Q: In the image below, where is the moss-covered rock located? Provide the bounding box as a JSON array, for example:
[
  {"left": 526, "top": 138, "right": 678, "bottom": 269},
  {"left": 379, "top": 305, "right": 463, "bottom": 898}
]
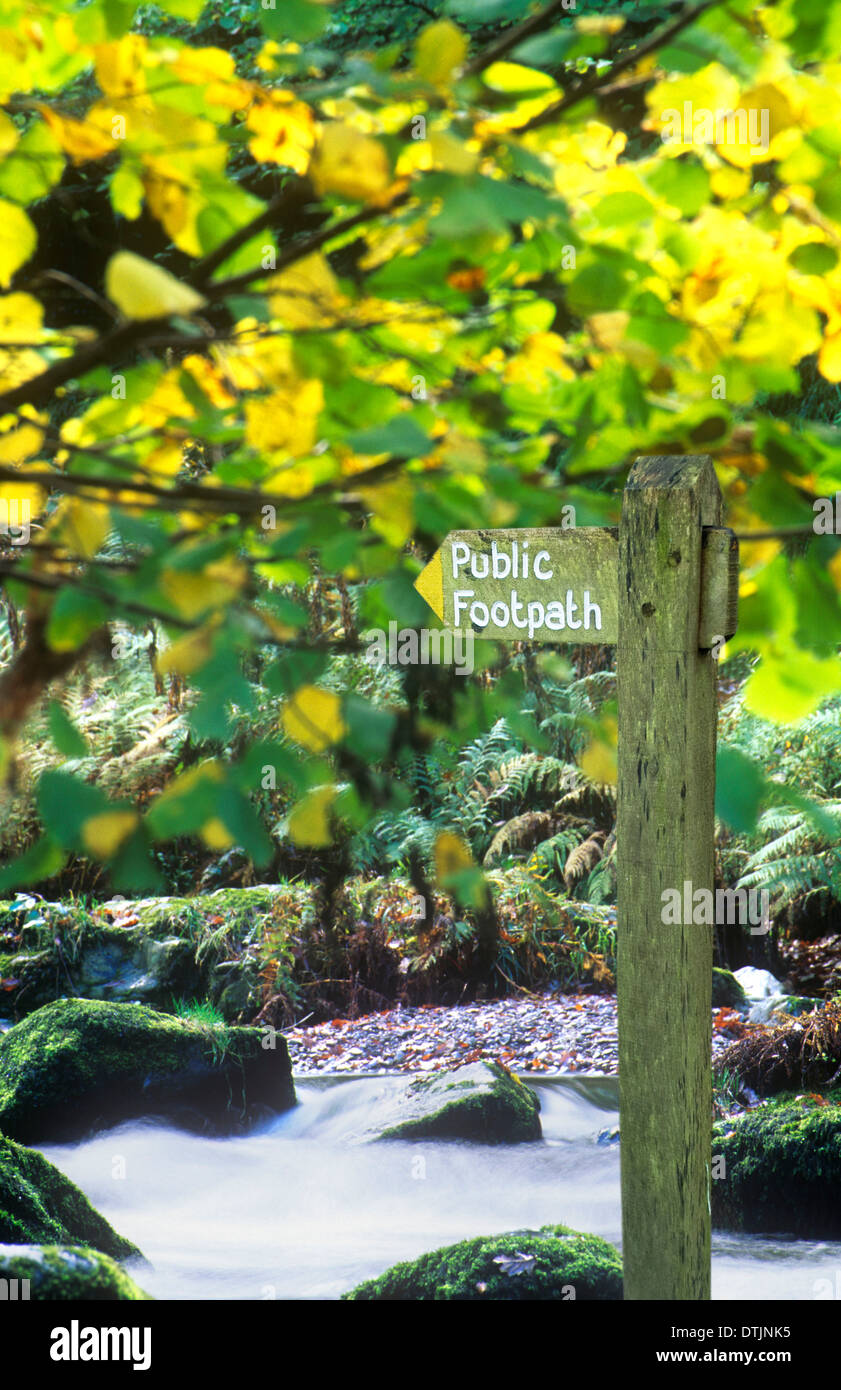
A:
[
  {"left": 363, "top": 1062, "right": 541, "bottom": 1143},
  {"left": 0, "top": 1135, "right": 139, "bottom": 1258},
  {"left": 343, "top": 1224, "right": 623, "bottom": 1300},
  {"left": 0, "top": 890, "right": 288, "bottom": 1021},
  {"left": 712, "top": 1095, "right": 841, "bottom": 1238},
  {"left": 712, "top": 968, "right": 747, "bottom": 1009},
  {"left": 0, "top": 1245, "right": 150, "bottom": 1299},
  {"left": 0, "top": 998, "right": 295, "bottom": 1143},
  {"left": 0, "top": 919, "right": 201, "bottom": 1020}
]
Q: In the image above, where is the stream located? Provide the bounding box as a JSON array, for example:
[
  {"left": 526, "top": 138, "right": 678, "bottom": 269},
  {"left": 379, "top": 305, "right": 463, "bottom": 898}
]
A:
[{"left": 30, "top": 1074, "right": 841, "bottom": 1301}]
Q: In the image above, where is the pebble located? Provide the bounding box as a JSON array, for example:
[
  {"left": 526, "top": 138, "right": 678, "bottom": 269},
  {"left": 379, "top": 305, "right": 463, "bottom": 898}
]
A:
[{"left": 283, "top": 993, "right": 737, "bottom": 1076}]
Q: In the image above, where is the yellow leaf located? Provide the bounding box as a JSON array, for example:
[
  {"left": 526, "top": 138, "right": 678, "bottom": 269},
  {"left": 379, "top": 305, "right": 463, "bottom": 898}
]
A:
[
  {"left": 142, "top": 171, "right": 201, "bottom": 258},
  {"left": 428, "top": 129, "right": 478, "bottom": 175},
  {"left": 0, "top": 480, "right": 44, "bottom": 515},
  {"left": 0, "top": 292, "right": 43, "bottom": 343},
  {"left": 281, "top": 686, "right": 346, "bottom": 752},
  {"left": 435, "top": 830, "right": 474, "bottom": 883},
  {"left": 717, "top": 83, "right": 796, "bottom": 169},
  {"left": 247, "top": 93, "right": 315, "bottom": 174},
  {"left": 94, "top": 35, "right": 147, "bottom": 99},
  {"left": 82, "top": 810, "right": 138, "bottom": 858},
  {"left": 358, "top": 478, "right": 414, "bottom": 547},
  {"left": 579, "top": 716, "right": 618, "bottom": 787},
  {"left": 0, "top": 416, "right": 43, "bottom": 464},
  {"left": 504, "top": 331, "right": 576, "bottom": 385},
  {"left": 172, "top": 46, "right": 235, "bottom": 87},
  {"left": 105, "top": 251, "right": 206, "bottom": 320},
  {"left": 148, "top": 760, "right": 225, "bottom": 818},
  {"left": 482, "top": 62, "right": 556, "bottom": 95},
  {"left": 160, "top": 559, "right": 246, "bottom": 620},
  {"left": 0, "top": 111, "right": 18, "bottom": 157},
  {"left": 709, "top": 164, "right": 750, "bottom": 200},
  {"left": 288, "top": 785, "right": 337, "bottom": 847},
  {"left": 39, "top": 107, "right": 116, "bottom": 163},
  {"left": 268, "top": 253, "right": 345, "bottom": 329},
  {"left": 156, "top": 624, "right": 215, "bottom": 676},
  {"left": 310, "top": 123, "right": 391, "bottom": 202},
  {"left": 414, "top": 19, "right": 468, "bottom": 88},
  {"left": 644, "top": 66, "right": 740, "bottom": 150},
  {"left": 57, "top": 497, "right": 110, "bottom": 558},
  {"left": 244, "top": 379, "right": 323, "bottom": 456},
  {"left": 144, "top": 437, "right": 186, "bottom": 477},
  {"left": 0, "top": 202, "right": 36, "bottom": 290},
  {"left": 201, "top": 817, "right": 235, "bottom": 851}
]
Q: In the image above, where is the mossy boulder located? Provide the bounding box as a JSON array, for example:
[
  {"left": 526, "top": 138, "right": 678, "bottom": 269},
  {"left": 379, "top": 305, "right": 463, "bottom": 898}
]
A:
[
  {"left": 364, "top": 1062, "right": 541, "bottom": 1143},
  {"left": 0, "top": 1245, "right": 150, "bottom": 1299},
  {"left": 712, "top": 1095, "right": 841, "bottom": 1238},
  {"left": 712, "top": 968, "right": 747, "bottom": 1009},
  {"left": 343, "top": 1224, "right": 623, "bottom": 1300},
  {"left": 0, "top": 998, "right": 295, "bottom": 1144},
  {"left": 0, "top": 1135, "right": 139, "bottom": 1258}
]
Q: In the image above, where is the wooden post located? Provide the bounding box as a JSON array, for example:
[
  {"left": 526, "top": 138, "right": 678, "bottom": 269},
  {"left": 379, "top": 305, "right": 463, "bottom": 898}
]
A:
[
  {"left": 413, "top": 466, "right": 738, "bottom": 1299},
  {"left": 616, "top": 455, "right": 725, "bottom": 1300}
]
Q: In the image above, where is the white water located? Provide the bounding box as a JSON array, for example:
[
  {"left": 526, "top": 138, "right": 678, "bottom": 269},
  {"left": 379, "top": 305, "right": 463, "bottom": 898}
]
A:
[{"left": 33, "top": 1074, "right": 841, "bottom": 1301}]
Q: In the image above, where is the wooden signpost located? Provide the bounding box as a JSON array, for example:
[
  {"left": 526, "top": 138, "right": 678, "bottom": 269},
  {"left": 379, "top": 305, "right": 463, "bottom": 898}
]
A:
[{"left": 414, "top": 455, "right": 739, "bottom": 1301}]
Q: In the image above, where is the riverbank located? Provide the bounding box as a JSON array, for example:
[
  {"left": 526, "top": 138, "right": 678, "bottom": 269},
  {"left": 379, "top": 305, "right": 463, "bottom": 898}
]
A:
[{"left": 283, "top": 993, "right": 738, "bottom": 1075}]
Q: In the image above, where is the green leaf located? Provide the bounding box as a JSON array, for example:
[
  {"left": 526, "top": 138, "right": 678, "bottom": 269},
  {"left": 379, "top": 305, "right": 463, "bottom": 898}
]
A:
[
  {"left": 38, "top": 771, "right": 107, "bottom": 849},
  {"left": 744, "top": 650, "right": 841, "bottom": 723},
  {"left": 110, "top": 828, "right": 164, "bottom": 893},
  {"left": 0, "top": 122, "right": 63, "bottom": 204},
  {"left": 788, "top": 242, "right": 839, "bottom": 275},
  {"left": 716, "top": 746, "right": 766, "bottom": 832},
  {"left": 259, "top": 0, "right": 330, "bottom": 42},
  {"left": 196, "top": 183, "right": 270, "bottom": 279},
  {"left": 47, "top": 701, "right": 89, "bottom": 759},
  {"left": 592, "top": 192, "right": 656, "bottom": 228},
  {"left": 344, "top": 695, "right": 396, "bottom": 761},
  {"left": 646, "top": 158, "right": 710, "bottom": 217},
  {"left": 0, "top": 837, "right": 66, "bottom": 893},
  {"left": 446, "top": 0, "right": 531, "bottom": 18},
  {"left": 110, "top": 162, "right": 145, "bottom": 220},
  {"left": 155, "top": 0, "right": 203, "bottom": 17},
  {"left": 264, "top": 649, "right": 328, "bottom": 695},
  {"left": 347, "top": 416, "right": 431, "bottom": 458},
  {"left": 45, "top": 591, "right": 107, "bottom": 652}
]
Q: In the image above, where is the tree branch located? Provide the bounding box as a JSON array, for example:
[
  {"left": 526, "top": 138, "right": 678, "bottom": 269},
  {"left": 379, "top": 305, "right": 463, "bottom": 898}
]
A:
[
  {"left": 463, "top": 0, "right": 579, "bottom": 78},
  {"left": 519, "top": 0, "right": 722, "bottom": 133},
  {"left": 0, "top": 190, "right": 410, "bottom": 417}
]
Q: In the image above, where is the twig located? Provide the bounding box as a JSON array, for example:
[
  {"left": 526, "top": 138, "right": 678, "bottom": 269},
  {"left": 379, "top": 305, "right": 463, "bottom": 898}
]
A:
[
  {"left": 520, "top": 0, "right": 722, "bottom": 133},
  {"left": 463, "top": 0, "right": 578, "bottom": 78}
]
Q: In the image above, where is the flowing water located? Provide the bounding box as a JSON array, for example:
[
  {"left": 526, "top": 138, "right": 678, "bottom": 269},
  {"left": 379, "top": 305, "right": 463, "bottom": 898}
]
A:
[{"left": 28, "top": 1074, "right": 841, "bottom": 1301}]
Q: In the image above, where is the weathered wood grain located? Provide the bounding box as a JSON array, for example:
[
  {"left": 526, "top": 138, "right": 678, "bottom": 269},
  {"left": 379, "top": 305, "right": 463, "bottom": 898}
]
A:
[{"left": 616, "top": 455, "right": 720, "bottom": 1300}]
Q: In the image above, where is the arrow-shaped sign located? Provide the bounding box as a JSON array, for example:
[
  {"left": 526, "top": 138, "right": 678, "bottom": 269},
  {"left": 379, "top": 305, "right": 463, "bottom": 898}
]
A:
[{"left": 415, "top": 524, "right": 737, "bottom": 649}]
